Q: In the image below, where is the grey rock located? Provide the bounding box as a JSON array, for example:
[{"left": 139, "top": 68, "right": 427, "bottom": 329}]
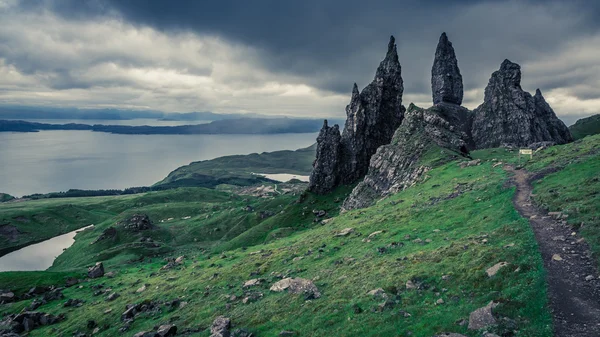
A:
[
  {"left": 307, "top": 121, "right": 342, "bottom": 194},
  {"left": 468, "top": 301, "right": 498, "bottom": 330},
  {"left": 157, "top": 324, "right": 177, "bottom": 337},
  {"left": 433, "top": 334, "right": 467, "bottom": 337},
  {"left": 432, "top": 32, "right": 463, "bottom": 105},
  {"left": 119, "top": 213, "right": 153, "bottom": 231},
  {"left": 309, "top": 36, "right": 405, "bottom": 194},
  {"left": 270, "top": 277, "right": 321, "bottom": 299},
  {"left": 343, "top": 103, "right": 469, "bottom": 210},
  {"left": 87, "top": 262, "right": 104, "bottom": 279},
  {"left": 472, "top": 60, "right": 572, "bottom": 149},
  {"left": 210, "top": 316, "right": 231, "bottom": 337}
]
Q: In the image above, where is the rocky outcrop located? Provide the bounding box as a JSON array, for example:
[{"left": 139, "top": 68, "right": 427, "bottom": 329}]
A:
[
  {"left": 343, "top": 103, "right": 469, "bottom": 210},
  {"left": 87, "top": 262, "right": 104, "bottom": 279},
  {"left": 472, "top": 59, "right": 572, "bottom": 149},
  {"left": 119, "top": 214, "right": 153, "bottom": 231},
  {"left": 308, "top": 36, "right": 405, "bottom": 194},
  {"left": 308, "top": 121, "right": 342, "bottom": 194},
  {"left": 432, "top": 32, "right": 463, "bottom": 105}
]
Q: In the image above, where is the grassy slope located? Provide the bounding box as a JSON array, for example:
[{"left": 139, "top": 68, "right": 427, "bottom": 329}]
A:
[
  {"left": 568, "top": 114, "right": 600, "bottom": 140},
  {"left": 525, "top": 134, "right": 600, "bottom": 265},
  {"left": 156, "top": 144, "right": 316, "bottom": 187},
  {"left": 0, "top": 146, "right": 557, "bottom": 337}
]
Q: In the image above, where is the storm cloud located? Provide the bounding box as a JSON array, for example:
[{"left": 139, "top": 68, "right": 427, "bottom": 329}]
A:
[{"left": 1, "top": 0, "right": 600, "bottom": 122}]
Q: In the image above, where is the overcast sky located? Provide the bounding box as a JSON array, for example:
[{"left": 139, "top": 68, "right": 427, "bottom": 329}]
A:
[{"left": 1, "top": 0, "right": 599, "bottom": 124}]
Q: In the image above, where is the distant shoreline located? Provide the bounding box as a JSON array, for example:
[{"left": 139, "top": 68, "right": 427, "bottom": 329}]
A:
[{"left": 0, "top": 117, "right": 338, "bottom": 135}]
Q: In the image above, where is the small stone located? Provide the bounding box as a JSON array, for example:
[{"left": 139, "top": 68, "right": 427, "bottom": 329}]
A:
[
  {"left": 406, "top": 280, "right": 417, "bottom": 290},
  {"left": 105, "top": 292, "right": 120, "bottom": 301},
  {"left": 486, "top": 262, "right": 509, "bottom": 277},
  {"left": 335, "top": 228, "right": 354, "bottom": 237},
  {"left": 552, "top": 254, "right": 563, "bottom": 261},
  {"left": 175, "top": 256, "right": 185, "bottom": 264},
  {"left": 136, "top": 285, "right": 146, "bottom": 293},
  {"left": 585, "top": 275, "right": 595, "bottom": 281},
  {"left": 436, "top": 298, "right": 445, "bottom": 305},
  {"left": 243, "top": 279, "right": 263, "bottom": 288},
  {"left": 367, "top": 288, "right": 387, "bottom": 298}
]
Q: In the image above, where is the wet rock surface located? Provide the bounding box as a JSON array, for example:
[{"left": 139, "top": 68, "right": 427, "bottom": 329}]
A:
[{"left": 472, "top": 60, "right": 572, "bottom": 149}]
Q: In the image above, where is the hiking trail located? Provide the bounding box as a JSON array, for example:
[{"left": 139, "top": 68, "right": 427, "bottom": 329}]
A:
[{"left": 506, "top": 165, "right": 600, "bottom": 337}]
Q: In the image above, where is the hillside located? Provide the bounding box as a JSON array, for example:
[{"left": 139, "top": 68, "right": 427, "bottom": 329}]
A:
[
  {"left": 156, "top": 144, "right": 316, "bottom": 188},
  {"left": 1, "top": 135, "right": 598, "bottom": 336},
  {"left": 569, "top": 114, "right": 600, "bottom": 140}
]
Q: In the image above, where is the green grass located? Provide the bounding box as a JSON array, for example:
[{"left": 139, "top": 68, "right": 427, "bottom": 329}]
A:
[
  {"left": 0, "top": 148, "right": 558, "bottom": 337},
  {"left": 569, "top": 114, "right": 600, "bottom": 140},
  {"left": 527, "top": 134, "right": 600, "bottom": 265}
]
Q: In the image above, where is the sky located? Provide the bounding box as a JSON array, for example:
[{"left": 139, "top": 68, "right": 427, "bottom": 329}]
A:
[{"left": 1, "top": 0, "right": 600, "bottom": 125}]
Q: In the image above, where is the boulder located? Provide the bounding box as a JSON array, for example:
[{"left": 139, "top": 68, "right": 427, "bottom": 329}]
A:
[
  {"left": 468, "top": 301, "right": 498, "bottom": 330},
  {"left": 88, "top": 262, "right": 105, "bottom": 279},
  {"left": 157, "top": 324, "right": 177, "bottom": 337},
  {"left": 210, "top": 316, "right": 231, "bottom": 337},
  {"left": 270, "top": 278, "right": 321, "bottom": 299},
  {"left": 486, "top": 262, "right": 509, "bottom": 277}
]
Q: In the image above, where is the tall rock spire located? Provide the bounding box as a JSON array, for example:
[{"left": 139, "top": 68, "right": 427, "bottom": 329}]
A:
[
  {"left": 308, "top": 36, "right": 405, "bottom": 194},
  {"left": 431, "top": 32, "right": 463, "bottom": 105}
]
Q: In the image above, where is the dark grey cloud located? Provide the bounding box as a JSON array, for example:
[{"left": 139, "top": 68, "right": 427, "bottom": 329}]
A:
[{"left": 1, "top": 0, "right": 600, "bottom": 120}]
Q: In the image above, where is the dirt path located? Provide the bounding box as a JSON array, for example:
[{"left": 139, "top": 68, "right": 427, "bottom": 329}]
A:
[{"left": 506, "top": 166, "right": 600, "bottom": 337}]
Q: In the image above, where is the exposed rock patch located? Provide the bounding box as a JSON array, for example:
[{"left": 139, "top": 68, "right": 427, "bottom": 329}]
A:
[{"left": 119, "top": 214, "right": 153, "bottom": 231}]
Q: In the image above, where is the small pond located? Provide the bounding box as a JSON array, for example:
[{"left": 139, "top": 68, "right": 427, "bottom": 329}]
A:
[{"left": 0, "top": 225, "right": 93, "bottom": 272}]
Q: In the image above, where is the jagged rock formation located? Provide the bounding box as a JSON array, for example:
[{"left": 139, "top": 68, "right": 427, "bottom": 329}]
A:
[
  {"left": 432, "top": 32, "right": 463, "bottom": 105},
  {"left": 343, "top": 103, "right": 469, "bottom": 210},
  {"left": 308, "top": 121, "right": 342, "bottom": 194},
  {"left": 472, "top": 60, "right": 572, "bottom": 149},
  {"left": 308, "top": 36, "right": 405, "bottom": 194}
]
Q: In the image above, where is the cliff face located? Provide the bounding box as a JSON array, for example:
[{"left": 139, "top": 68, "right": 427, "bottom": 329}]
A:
[
  {"left": 342, "top": 103, "right": 469, "bottom": 210},
  {"left": 472, "top": 60, "right": 572, "bottom": 149},
  {"left": 308, "top": 36, "right": 405, "bottom": 194}
]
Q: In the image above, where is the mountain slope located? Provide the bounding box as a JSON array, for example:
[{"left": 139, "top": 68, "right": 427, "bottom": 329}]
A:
[
  {"left": 1, "top": 136, "right": 598, "bottom": 337},
  {"left": 569, "top": 114, "right": 600, "bottom": 140}
]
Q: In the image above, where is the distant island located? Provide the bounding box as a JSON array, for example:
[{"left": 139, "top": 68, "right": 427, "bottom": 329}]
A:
[{"left": 0, "top": 117, "right": 343, "bottom": 135}]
